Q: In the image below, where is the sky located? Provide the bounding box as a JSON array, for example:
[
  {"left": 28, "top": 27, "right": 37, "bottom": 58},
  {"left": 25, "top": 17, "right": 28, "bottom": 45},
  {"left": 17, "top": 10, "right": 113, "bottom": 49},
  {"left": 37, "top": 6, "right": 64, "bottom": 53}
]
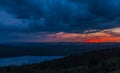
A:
[{"left": 0, "top": 0, "right": 120, "bottom": 42}]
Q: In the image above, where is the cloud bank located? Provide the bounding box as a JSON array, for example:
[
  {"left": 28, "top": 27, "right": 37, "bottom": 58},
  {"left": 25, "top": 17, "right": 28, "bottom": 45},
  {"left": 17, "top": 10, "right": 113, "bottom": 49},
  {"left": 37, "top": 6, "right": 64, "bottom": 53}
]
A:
[{"left": 0, "top": 0, "right": 120, "bottom": 42}]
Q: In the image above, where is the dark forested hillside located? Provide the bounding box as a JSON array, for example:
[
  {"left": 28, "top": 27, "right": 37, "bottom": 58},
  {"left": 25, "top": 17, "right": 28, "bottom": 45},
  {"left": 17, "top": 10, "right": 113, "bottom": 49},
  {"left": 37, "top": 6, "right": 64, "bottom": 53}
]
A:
[{"left": 0, "top": 47, "right": 120, "bottom": 73}]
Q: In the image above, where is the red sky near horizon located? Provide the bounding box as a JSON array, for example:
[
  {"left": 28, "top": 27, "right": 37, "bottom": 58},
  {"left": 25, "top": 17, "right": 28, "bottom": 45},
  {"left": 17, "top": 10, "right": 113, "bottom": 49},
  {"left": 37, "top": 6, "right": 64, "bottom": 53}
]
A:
[
  {"left": 85, "top": 37, "right": 120, "bottom": 43},
  {"left": 40, "top": 27, "right": 120, "bottom": 43}
]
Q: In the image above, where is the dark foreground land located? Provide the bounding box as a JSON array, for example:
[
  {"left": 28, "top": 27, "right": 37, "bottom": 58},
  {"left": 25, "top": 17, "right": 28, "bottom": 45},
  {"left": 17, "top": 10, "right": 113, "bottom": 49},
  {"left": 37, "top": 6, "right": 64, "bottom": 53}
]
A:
[{"left": 0, "top": 47, "right": 120, "bottom": 73}]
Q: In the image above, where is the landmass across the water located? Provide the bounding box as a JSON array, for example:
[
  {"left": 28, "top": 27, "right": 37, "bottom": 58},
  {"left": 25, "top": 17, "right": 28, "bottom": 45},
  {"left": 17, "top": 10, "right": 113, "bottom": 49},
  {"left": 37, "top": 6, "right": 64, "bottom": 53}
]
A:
[{"left": 0, "top": 42, "right": 120, "bottom": 58}]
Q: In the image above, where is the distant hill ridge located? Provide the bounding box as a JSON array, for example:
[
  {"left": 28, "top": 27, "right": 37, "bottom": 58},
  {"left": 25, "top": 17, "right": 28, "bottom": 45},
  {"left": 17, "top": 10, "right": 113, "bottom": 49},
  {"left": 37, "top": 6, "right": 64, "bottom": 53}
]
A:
[{"left": 0, "top": 43, "right": 120, "bottom": 58}]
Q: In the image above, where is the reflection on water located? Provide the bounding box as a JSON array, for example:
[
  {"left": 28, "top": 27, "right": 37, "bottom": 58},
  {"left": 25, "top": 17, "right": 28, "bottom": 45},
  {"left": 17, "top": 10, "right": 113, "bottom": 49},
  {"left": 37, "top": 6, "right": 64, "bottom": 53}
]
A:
[{"left": 0, "top": 56, "right": 64, "bottom": 66}]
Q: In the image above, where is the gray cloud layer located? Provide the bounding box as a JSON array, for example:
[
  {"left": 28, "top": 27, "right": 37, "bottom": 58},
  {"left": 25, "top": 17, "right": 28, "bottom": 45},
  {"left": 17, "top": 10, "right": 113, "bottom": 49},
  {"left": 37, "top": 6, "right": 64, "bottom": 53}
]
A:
[{"left": 0, "top": 0, "right": 120, "bottom": 33}]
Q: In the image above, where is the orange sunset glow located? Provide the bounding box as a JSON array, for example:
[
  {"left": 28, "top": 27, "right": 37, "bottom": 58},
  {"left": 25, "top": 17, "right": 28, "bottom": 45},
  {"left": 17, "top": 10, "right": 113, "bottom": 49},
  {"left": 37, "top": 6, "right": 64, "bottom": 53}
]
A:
[
  {"left": 85, "top": 37, "right": 120, "bottom": 43},
  {"left": 41, "top": 28, "right": 120, "bottom": 43}
]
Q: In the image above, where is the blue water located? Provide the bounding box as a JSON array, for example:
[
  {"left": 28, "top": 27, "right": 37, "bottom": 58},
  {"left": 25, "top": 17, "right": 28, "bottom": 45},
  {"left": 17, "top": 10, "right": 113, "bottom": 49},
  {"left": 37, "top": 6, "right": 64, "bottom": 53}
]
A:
[{"left": 0, "top": 56, "right": 64, "bottom": 66}]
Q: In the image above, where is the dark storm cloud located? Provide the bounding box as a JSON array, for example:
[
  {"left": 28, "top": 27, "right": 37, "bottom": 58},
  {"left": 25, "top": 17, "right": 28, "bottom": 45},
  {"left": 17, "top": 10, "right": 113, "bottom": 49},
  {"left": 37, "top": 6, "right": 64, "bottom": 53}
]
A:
[
  {"left": 0, "top": 0, "right": 44, "bottom": 19},
  {"left": 0, "top": 32, "right": 49, "bottom": 42},
  {"left": 0, "top": 0, "right": 120, "bottom": 33}
]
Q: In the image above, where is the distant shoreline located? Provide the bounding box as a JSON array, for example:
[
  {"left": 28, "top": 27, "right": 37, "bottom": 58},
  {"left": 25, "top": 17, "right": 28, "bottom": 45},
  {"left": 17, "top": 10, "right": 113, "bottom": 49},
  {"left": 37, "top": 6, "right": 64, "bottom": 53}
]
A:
[{"left": 0, "top": 56, "right": 64, "bottom": 67}]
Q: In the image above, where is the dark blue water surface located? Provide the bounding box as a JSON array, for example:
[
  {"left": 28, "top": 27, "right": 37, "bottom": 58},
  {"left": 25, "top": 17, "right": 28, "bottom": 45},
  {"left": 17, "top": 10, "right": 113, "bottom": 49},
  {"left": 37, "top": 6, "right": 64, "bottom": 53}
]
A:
[{"left": 0, "top": 56, "right": 64, "bottom": 66}]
